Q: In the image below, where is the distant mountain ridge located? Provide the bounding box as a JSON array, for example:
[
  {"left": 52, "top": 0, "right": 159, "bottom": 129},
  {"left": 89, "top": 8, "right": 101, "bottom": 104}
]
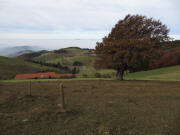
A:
[{"left": 0, "top": 46, "right": 43, "bottom": 57}]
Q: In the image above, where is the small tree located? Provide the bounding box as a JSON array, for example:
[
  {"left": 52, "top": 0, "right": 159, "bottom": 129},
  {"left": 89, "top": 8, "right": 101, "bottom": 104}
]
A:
[
  {"left": 72, "top": 67, "right": 79, "bottom": 74},
  {"left": 95, "top": 14, "right": 170, "bottom": 80},
  {"left": 73, "top": 61, "right": 84, "bottom": 66}
]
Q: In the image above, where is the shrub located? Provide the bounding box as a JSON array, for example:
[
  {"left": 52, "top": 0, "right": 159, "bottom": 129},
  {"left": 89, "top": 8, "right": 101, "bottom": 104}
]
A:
[
  {"left": 72, "top": 67, "right": 79, "bottom": 74},
  {"left": 102, "top": 74, "right": 111, "bottom": 78},
  {"left": 58, "top": 74, "right": 75, "bottom": 79},
  {"left": 94, "top": 73, "right": 101, "bottom": 78},
  {"left": 73, "top": 61, "right": 84, "bottom": 66},
  {"left": 82, "top": 74, "right": 88, "bottom": 78}
]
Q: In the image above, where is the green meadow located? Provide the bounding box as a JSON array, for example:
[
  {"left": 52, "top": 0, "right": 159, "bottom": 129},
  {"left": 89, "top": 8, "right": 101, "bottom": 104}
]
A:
[{"left": 125, "top": 65, "right": 180, "bottom": 81}]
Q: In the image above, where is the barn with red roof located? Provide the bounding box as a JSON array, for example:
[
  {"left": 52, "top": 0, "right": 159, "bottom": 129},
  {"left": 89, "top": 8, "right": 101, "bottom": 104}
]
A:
[{"left": 15, "top": 72, "right": 73, "bottom": 80}]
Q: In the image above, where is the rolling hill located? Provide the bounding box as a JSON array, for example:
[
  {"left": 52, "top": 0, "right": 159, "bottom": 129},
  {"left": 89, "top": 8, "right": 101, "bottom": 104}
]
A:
[
  {"left": 17, "top": 41, "right": 180, "bottom": 79},
  {"left": 18, "top": 47, "right": 101, "bottom": 77},
  {"left": 125, "top": 65, "right": 180, "bottom": 81},
  {"left": 33, "top": 47, "right": 94, "bottom": 66},
  {"left": 0, "top": 56, "right": 67, "bottom": 80}
]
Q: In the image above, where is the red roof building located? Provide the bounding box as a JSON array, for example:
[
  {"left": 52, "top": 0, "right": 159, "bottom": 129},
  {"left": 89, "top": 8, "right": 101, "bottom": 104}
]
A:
[{"left": 15, "top": 72, "right": 73, "bottom": 80}]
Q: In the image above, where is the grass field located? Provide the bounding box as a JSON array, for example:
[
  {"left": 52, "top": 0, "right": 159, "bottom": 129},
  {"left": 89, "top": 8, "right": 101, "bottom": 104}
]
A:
[
  {"left": 125, "top": 65, "right": 180, "bottom": 81},
  {"left": 77, "top": 65, "right": 180, "bottom": 81},
  {"left": 1, "top": 80, "right": 180, "bottom": 135}
]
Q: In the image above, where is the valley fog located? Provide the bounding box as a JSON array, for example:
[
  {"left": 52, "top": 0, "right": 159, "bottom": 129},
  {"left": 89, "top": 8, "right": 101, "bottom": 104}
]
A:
[{"left": 0, "top": 39, "right": 99, "bottom": 50}]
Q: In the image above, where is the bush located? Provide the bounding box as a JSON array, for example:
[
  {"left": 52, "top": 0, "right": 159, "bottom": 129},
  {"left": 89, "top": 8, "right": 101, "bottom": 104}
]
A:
[
  {"left": 111, "top": 72, "right": 116, "bottom": 77},
  {"left": 72, "top": 67, "right": 79, "bottom": 74},
  {"left": 102, "top": 74, "right": 111, "bottom": 78},
  {"left": 82, "top": 74, "right": 88, "bottom": 78},
  {"left": 73, "top": 61, "right": 84, "bottom": 66},
  {"left": 94, "top": 73, "right": 101, "bottom": 78}
]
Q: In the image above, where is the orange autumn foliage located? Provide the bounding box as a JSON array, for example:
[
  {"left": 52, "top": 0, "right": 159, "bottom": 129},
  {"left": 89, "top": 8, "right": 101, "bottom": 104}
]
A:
[{"left": 95, "top": 14, "right": 170, "bottom": 80}]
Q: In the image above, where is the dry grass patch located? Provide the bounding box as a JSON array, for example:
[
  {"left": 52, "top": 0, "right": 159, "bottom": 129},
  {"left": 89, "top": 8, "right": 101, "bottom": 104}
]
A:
[{"left": 0, "top": 80, "right": 180, "bottom": 135}]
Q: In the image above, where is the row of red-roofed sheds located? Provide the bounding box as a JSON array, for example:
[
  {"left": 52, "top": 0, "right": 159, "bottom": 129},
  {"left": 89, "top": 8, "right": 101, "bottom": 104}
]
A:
[{"left": 15, "top": 72, "right": 73, "bottom": 80}]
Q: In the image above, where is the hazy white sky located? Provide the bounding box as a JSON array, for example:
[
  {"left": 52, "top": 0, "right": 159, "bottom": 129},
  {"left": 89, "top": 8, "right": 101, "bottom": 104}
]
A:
[{"left": 0, "top": 0, "right": 180, "bottom": 49}]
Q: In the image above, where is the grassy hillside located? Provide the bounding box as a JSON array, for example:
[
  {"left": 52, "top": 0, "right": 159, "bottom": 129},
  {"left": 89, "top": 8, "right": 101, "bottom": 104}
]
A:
[
  {"left": 0, "top": 56, "right": 65, "bottom": 80},
  {"left": 18, "top": 47, "right": 115, "bottom": 78},
  {"left": 17, "top": 45, "right": 180, "bottom": 79},
  {"left": 1, "top": 80, "right": 180, "bottom": 135},
  {"left": 32, "top": 47, "right": 94, "bottom": 66},
  {"left": 125, "top": 65, "right": 180, "bottom": 81},
  {"left": 3, "top": 53, "right": 180, "bottom": 81}
]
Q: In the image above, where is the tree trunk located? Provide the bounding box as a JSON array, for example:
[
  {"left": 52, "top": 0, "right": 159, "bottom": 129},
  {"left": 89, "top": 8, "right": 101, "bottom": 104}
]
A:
[{"left": 116, "top": 69, "right": 124, "bottom": 80}]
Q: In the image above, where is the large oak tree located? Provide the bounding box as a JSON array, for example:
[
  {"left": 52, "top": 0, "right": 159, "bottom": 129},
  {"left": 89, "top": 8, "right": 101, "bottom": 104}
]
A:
[{"left": 95, "top": 14, "right": 170, "bottom": 80}]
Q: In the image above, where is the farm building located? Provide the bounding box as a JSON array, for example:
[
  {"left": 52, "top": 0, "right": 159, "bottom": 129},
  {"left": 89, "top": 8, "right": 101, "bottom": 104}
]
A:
[{"left": 15, "top": 72, "right": 73, "bottom": 80}]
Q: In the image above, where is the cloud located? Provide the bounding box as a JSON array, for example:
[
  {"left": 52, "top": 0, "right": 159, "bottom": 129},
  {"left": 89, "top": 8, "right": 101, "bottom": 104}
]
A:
[
  {"left": 0, "top": 0, "right": 179, "bottom": 40},
  {"left": 0, "top": 31, "right": 107, "bottom": 39}
]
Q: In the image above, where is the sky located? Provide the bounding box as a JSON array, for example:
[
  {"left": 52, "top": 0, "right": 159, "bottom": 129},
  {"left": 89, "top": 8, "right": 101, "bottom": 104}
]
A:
[{"left": 0, "top": 0, "right": 180, "bottom": 49}]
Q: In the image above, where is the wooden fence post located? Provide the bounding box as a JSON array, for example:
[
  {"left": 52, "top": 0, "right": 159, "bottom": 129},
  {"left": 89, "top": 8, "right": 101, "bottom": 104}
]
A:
[
  {"left": 29, "top": 81, "right": 32, "bottom": 96},
  {"left": 60, "top": 83, "right": 65, "bottom": 111}
]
